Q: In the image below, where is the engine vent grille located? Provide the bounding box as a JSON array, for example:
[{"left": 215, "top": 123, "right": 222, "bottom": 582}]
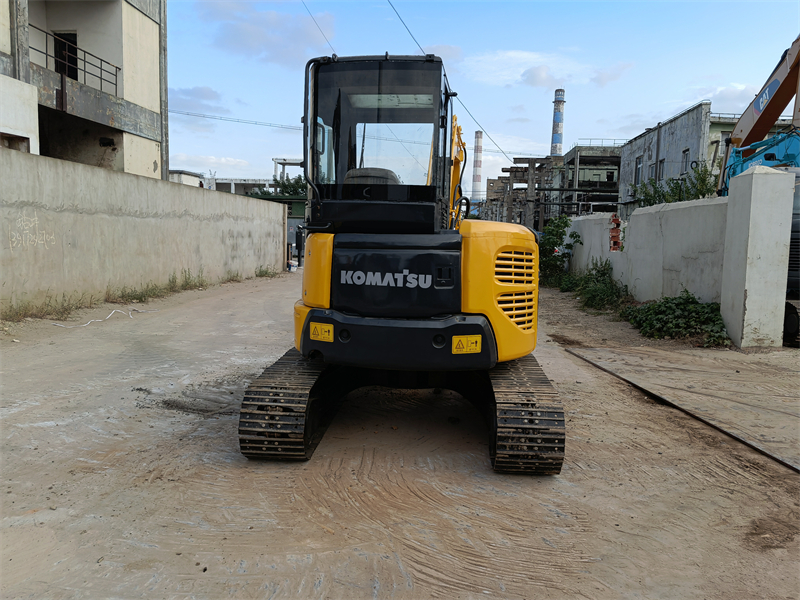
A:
[
  {"left": 495, "top": 250, "right": 535, "bottom": 284},
  {"left": 497, "top": 291, "right": 535, "bottom": 331}
]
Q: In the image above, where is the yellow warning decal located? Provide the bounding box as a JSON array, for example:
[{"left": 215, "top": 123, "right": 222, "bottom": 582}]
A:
[
  {"left": 309, "top": 322, "right": 333, "bottom": 342},
  {"left": 452, "top": 335, "right": 481, "bottom": 354}
]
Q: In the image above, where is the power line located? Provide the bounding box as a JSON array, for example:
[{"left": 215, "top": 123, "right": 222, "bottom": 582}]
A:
[
  {"left": 169, "top": 109, "right": 541, "bottom": 157},
  {"left": 301, "top": 0, "right": 336, "bottom": 55},
  {"left": 169, "top": 109, "right": 302, "bottom": 131},
  {"left": 455, "top": 98, "right": 513, "bottom": 164},
  {"left": 385, "top": 0, "right": 514, "bottom": 165},
  {"left": 386, "top": 0, "right": 425, "bottom": 55}
]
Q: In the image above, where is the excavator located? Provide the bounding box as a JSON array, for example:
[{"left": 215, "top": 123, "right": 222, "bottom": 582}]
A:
[{"left": 237, "top": 54, "right": 565, "bottom": 474}]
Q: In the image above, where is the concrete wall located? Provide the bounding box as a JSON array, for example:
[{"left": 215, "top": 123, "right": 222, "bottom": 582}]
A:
[
  {"left": 720, "top": 167, "right": 795, "bottom": 347},
  {"left": 123, "top": 131, "right": 160, "bottom": 179},
  {"left": 0, "top": 74, "right": 40, "bottom": 153},
  {"left": 569, "top": 197, "right": 727, "bottom": 304},
  {"left": 568, "top": 167, "right": 795, "bottom": 347},
  {"left": 1, "top": 149, "right": 287, "bottom": 306},
  {"left": 121, "top": 2, "right": 159, "bottom": 113},
  {"left": 0, "top": 0, "right": 11, "bottom": 55}
]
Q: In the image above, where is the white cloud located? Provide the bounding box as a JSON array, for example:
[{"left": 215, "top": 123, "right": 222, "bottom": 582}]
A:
[
  {"left": 696, "top": 84, "right": 759, "bottom": 114},
  {"left": 424, "top": 44, "right": 463, "bottom": 65},
  {"left": 464, "top": 50, "right": 589, "bottom": 87},
  {"left": 590, "top": 62, "right": 634, "bottom": 87},
  {"left": 169, "top": 86, "right": 230, "bottom": 114},
  {"left": 196, "top": 3, "right": 335, "bottom": 68},
  {"left": 521, "top": 65, "right": 564, "bottom": 89}
]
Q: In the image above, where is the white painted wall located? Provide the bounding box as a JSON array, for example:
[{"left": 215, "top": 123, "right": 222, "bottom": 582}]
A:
[
  {"left": 1, "top": 149, "right": 287, "bottom": 306},
  {"left": 28, "top": 1, "right": 48, "bottom": 68},
  {"left": 569, "top": 197, "right": 727, "bottom": 303},
  {"left": 0, "top": 75, "right": 41, "bottom": 153},
  {"left": 121, "top": 2, "right": 160, "bottom": 112},
  {"left": 720, "top": 166, "right": 795, "bottom": 347},
  {"left": 568, "top": 168, "right": 795, "bottom": 348},
  {"left": 169, "top": 172, "right": 203, "bottom": 187},
  {"left": 123, "top": 132, "right": 160, "bottom": 179},
  {"left": 0, "top": 0, "right": 11, "bottom": 55}
]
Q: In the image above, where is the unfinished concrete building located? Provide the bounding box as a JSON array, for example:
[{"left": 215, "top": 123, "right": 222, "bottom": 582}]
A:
[
  {"left": 561, "top": 143, "right": 621, "bottom": 215},
  {"left": 479, "top": 143, "right": 620, "bottom": 230},
  {"left": 0, "top": 0, "right": 169, "bottom": 179},
  {"left": 617, "top": 101, "right": 792, "bottom": 218}
]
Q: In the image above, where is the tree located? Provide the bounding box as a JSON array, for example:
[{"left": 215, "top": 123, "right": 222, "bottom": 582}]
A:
[
  {"left": 631, "top": 163, "right": 717, "bottom": 208},
  {"left": 538, "top": 214, "right": 582, "bottom": 285}
]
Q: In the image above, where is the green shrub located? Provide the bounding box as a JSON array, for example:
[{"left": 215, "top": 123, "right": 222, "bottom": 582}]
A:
[
  {"left": 560, "top": 259, "right": 628, "bottom": 310},
  {"left": 538, "top": 215, "right": 582, "bottom": 287},
  {"left": 620, "top": 289, "right": 731, "bottom": 347}
]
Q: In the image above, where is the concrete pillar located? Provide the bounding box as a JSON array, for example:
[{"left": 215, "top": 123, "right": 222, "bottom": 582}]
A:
[
  {"left": 230, "top": 181, "right": 236, "bottom": 195},
  {"left": 720, "top": 166, "right": 795, "bottom": 348}
]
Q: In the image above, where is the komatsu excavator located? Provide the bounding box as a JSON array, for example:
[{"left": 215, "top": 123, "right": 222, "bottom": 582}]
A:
[{"left": 237, "top": 54, "right": 565, "bottom": 474}]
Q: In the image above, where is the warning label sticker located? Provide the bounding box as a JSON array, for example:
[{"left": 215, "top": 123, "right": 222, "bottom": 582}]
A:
[
  {"left": 309, "top": 322, "right": 333, "bottom": 343},
  {"left": 452, "top": 335, "right": 481, "bottom": 354}
]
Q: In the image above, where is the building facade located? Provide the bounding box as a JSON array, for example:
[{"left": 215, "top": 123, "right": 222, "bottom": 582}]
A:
[
  {"left": 618, "top": 101, "right": 791, "bottom": 218},
  {"left": 0, "top": 0, "right": 168, "bottom": 179}
]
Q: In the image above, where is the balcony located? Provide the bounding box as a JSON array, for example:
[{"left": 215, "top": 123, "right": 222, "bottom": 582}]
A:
[{"left": 28, "top": 24, "right": 120, "bottom": 96}]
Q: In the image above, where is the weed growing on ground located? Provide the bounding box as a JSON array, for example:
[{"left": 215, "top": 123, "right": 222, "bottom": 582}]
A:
[
  {"left": 1, "top": 292, "right": 97, "bottom": 322},
  {"left": 559, "top": 259, "right": 630, "bottom": 310},
  {"left": 105, "top": 269, "right": 208, "bottom": 305},
  {"left": 255, "top": 265, "right": 278, "bottom": 278},
  {"left": 180, "top": 268, "right": 208, "bottom": 290},
  {"left": 167, "top": 272, "right": 180, "bottom": 293},
  {"left": 620, "top": 289, "right": 731, "bottom": 347},
  {"left": 221, "top": 270, "right": 243, "bottom": 283},
  {"left": 105, "top": 281, "right": 172, "bottom": 304}
]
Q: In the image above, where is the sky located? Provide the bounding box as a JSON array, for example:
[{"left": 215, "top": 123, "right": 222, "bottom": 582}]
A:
[{"left": 167, "top": 1, "right": 800, "bottom": 198}]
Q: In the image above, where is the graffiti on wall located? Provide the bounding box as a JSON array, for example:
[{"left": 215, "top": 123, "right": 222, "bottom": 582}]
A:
[{"left": 8, "top": 211, "right": 56, "bottom": 252}]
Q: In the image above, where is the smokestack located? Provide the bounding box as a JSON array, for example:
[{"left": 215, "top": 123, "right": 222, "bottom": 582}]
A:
[
  {"left": 471, "top": 131, "right": 483, "bottom": 201},
  {"left": 551, "top": 89, "right": 565, "bottom": 156}
]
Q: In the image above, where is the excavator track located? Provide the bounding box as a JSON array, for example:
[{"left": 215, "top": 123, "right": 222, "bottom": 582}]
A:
[
  {"left": 238, "top": 349, "right": 330, "bottom": 460},
  {"left": 488, "top": 353, "right": 566, "bottom": 475},
  {"left": 238, "top": 349, "right": 565, "bottom": 475}
]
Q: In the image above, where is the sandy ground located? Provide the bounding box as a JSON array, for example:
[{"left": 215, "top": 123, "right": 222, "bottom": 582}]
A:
[{"left": 1, "top": 275, "right": 798, "bottom": 599}]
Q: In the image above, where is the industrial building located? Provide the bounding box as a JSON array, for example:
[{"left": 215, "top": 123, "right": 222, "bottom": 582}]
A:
[
  {"left": 475, "top": 88, "right": 622, "bottom": 229},
  {"left": 478, "top": 143, "right": 621, "bottom": 230},
  {"left": 617, "top": 101, "right": 792, "bottom": 218},
  {"left": 0, "top": 0, "right": 169, "bottom": 179}
]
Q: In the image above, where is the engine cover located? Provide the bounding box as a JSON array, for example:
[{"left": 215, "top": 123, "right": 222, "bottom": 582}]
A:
[{"left": 331, "top": 232, "right": 461, "bottom": 318}]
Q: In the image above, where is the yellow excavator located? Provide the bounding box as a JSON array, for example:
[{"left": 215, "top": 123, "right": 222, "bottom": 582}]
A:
[{"left": 238, "top": 54, "right": 565, "bottom": 474}]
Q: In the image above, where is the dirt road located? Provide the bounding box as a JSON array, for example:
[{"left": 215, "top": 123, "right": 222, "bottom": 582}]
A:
[{"left": 2, "top": 275, "right": 798, "bottom": 599}]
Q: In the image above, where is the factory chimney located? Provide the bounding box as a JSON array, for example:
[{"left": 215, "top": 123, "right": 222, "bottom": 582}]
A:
[
  {"left": 550, "top": 89, "right": 565, "bottom": 156},
  {"left": 471, "top": 131, "right": 483, "bottom": 201}
]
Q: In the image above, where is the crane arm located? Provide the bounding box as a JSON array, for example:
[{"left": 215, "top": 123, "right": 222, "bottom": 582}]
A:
[
  {"left": 733, "top": 34, "right": 800, "bottom": 147},
  {"left": 719, "top": 34, "right": 800, "bottom": 191}
]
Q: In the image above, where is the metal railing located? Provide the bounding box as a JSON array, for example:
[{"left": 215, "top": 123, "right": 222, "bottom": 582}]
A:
[
  {"left": 570, "top": 138, "right": 627, "bottom": 148},
  {"left": 711, "top": 112, "right": 793, "bottom": 122},
  {"left": 28, "top": 24, "right": 120, "bottom": 96}
]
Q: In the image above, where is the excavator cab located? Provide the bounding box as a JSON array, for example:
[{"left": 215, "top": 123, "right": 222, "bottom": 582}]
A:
[{"left": 303, "top": 54, "right": 453, "bottom": 233}]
